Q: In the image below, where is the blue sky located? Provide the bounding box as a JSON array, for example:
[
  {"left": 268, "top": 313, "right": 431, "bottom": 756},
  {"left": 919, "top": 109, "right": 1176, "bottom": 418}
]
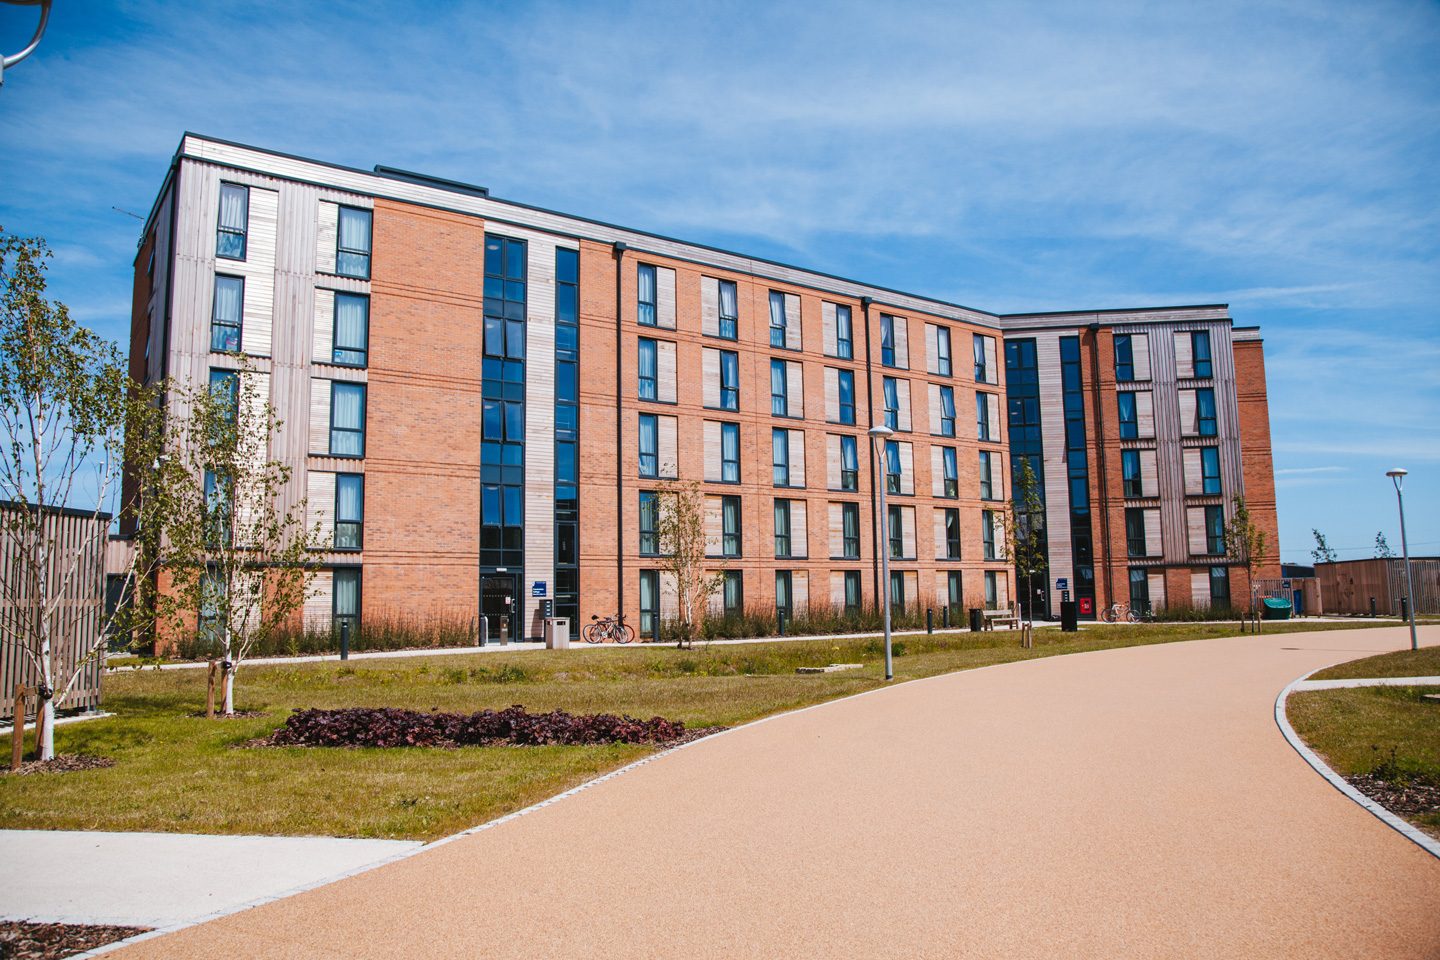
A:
[{"left": 1, "top": 0, "right": 1436, "bottom": 563}]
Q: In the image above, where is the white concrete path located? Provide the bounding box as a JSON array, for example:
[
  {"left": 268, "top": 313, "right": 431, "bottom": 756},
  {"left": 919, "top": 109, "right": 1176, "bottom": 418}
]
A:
[
  {"left": 1294, "top": 675, "right": 1440, "bottom": 690},
  {"left": 0, "top": 830, "right": 419, "bottom": 927}
]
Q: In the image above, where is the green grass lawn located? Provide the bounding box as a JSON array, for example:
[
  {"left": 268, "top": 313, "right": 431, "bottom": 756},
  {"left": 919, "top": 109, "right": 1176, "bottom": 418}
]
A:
[
  {"left": 1, "top": 620, "right": 1379, "bottom": 841},
  {"left": 1308, "top": 645, "right": 1440, "bottom": 681}
]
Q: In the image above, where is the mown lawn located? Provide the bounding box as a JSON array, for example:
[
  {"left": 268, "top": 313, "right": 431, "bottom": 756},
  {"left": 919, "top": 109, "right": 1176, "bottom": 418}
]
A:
[
  {"left": 1, "top": 620, "right": 1376, "bottom": 841},
  {"left": 1308, "top": 644, "right": 1440, "bottom": 680}
]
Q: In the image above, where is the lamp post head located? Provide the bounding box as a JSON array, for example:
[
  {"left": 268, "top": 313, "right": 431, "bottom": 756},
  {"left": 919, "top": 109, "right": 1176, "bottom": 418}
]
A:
[
  {"left": 867, "top": 424, "right": 895, "bottom": 440},
  {"left": 1387, "top": 467, "right": 1408, "bottom": 491}
]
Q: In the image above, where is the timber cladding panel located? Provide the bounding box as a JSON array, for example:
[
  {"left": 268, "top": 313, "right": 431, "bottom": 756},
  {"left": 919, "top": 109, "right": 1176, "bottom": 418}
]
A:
[{"left": 363, "top": 199, "right": 487, "bottom": 620}]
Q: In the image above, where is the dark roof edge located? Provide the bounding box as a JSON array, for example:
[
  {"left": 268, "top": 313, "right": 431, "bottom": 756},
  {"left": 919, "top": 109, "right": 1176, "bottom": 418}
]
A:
[{"left": 999, "top": 303, "right": 1230, "bottom": 319}]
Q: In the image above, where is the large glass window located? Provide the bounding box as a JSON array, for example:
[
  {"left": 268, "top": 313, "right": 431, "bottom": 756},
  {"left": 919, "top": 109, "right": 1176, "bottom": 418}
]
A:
[
  {"left": 336, "top": 206, "right": 372, "bottom": 279},
  {"left": 769, "top": 291, "right": 787, "bottom": 347},
  {"left": 717, "top": 280, "right": 738, "bottom": 339},
  {"left": 843, "top": 570, "right": 861, "bottom": 616},
  {"left": 941, "top": 447, "right": 958, "bottom": 498},
  {"left": 837, "top": 370, "right": 855, "bottom": 425},
  {"left": 775, "top": 570, "right": 793, "bottom": 619},
  {"left": 841, "top": 502, "right": 860, "bottom": 559},
  {"left": 880, "top": 315, "right": 897, "bottom": 367},
  {"left": 639, "top": 413, "right": 659, "bottom": 478},
  {"left": 840, "top": 435, "right": 859, "bottom": 491},
  {"left": 209, "top": 368, "right": 238, "bottom": 420},
  {"left": 335, "top": 473, "right": 363, "bottom": 550},
  {"left": 639, "top": 570, "right": 659, "bottom": 640},
  {"left": 889, "top": 570, "right": 906, "bottom": 612},
  {"left": 719, "top": 350, "right": 739, "bottom": 410},
  {"left": 334, "top": 568, "right": 361, "bottom": 633},
  {"left": 1192, "top": 331, "right": 1213, "bottom": 378},
  {"left": 835, "top": 304, "right": 853, "bottom": 359},
  {"left": 1122, "top": 449, "right": 1143, "bottom": 498},
  {"left": 333, "top": 293, "right": 369, "bottom": 367},
  {"left": 216, "top": 183, "right": 249, "bottom": 260},
  {"left": 771, "top": 359, "right": 789, "bottom": 416},
  {"left": 1125, "top": 508, "right": 1147, "bottom": 557},
  {"left": 330, "top": 382, "right": 366, "bottom": 458},
  {"left": 944, "top": 508, "right": 961, "bottom": 559},
  {"left": 210, "top": 276, "right": 243, "bottom": 353},
  {"left": 1201, "top": 447, "right": 1222, "bottom": 495},
  {"left": 883, "top": 377, "right": 899, "bottom": 430},
  {"left": 887, "top": 503, "right": 903, "bottom": 558},
  {"left": 973, "top": 334, "right": 989, "bottom": 382},
  {"left": 1118, "top": 392, "right": 1139, "bottom": 439},
  {"left": 554, "top": 248, "right": 579, "bottom": 622},
  {"left": 482, "top": 235, "right": 528, "bottom": 570},
  {"left": 774, "top": 500, "right": 793, "bottom": 558},
  {"left": 1128, "top": 568, "right": 1150, "bottom": 615},
  {"left": 772, "top": 428, "right": 790, "bottom": 486},
  {"left": 721, "top": 422, "right": 740, "bottom": 483},
  {"left": 722, "top": 570, "right": 743, "bottom": 616},
  {"left": 721, "top": 495, "right": 741, "bottom": 557},
  {"left": 1196, "top": 388, "right": 1218, "bottom": 436},
  {"left": 938, "top": 385, "right": 956, "bottom": 437},
  {"left": 1205, "top": 505, "right": 1226, "bottom": 554},
  {"left": 947, "top": 571, "right": 963, "bottom": 613},
  {"left": 935, "top": 326, "right": 952, "bottom": 376},
  {"left": 637, "top": 264, "right": 657, "bottom": 326},
  {"left": 638, "top": 338, "right": 658, "bottom": 400},
  {"left": 1209, "top": 566, "right": 1230, "bottom": 606},
  {"left": 639, "top": 491, "right": 659, "bottom": 556},
  {"left": 884, "top": 439, "right": 901, "bottom": 494},
  {"left": 1114, "top": 334, "right": 1135, "bottom": 382}
]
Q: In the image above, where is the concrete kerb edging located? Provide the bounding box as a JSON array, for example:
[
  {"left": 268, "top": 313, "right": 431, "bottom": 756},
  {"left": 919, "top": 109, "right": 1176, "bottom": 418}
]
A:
[
  {"left": 1274, "top": 666, "right": 1440, "bottom": 862},
  {"left": 67, "top": 628, "right": 1376, "bottom": 957}
]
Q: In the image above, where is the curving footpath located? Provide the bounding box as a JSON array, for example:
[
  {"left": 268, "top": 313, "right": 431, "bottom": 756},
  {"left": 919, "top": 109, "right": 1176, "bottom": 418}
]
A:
[{"left": 103, "top": 625, "right": 1440, "bottom": 959}]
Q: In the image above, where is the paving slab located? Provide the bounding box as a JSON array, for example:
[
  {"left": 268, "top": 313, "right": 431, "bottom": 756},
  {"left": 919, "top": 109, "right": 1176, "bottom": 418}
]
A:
[
  {"left": 0, "top": 831, "right": 419, "bottom": 927},
  {"left": 98, "top": 625, "right": 1440, "bottom": 958}
]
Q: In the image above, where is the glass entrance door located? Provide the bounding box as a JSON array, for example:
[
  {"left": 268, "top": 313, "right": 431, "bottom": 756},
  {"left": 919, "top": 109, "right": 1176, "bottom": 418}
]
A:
[{"left": 481, "top": 575, "right": 517, "bottom": 642}]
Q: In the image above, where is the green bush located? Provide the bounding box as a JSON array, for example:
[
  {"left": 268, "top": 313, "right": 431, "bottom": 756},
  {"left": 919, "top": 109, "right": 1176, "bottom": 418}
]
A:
[
  {"left": 171, "top": 610, "right": 478, "bottom": 661},
  {"left": 672, "top": 599, "right": 957, "bottom": 643},
  {"left": 1149, "top": 603, "right": 1242, "bottom": 623}
]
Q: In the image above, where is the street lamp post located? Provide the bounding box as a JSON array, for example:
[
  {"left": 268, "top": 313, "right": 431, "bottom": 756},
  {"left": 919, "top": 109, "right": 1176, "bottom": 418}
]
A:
[
  {"left": 1, "top": 0, "right": 52, "bottom": 89},
  {"left": 1386, "top": 468, "right": 1419, "bottom": 651},
  {"left": 869, "top": 424, "right": 896, "bottom": 680}
]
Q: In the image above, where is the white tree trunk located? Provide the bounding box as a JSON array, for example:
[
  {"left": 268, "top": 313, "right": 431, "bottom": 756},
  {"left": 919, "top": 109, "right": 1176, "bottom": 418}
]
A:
[
  {"left": 39, "top": 698, "right": 55, "bottom": 759},
  {"left": 222, "top": 667, "right": 235, "bottom": 715}
]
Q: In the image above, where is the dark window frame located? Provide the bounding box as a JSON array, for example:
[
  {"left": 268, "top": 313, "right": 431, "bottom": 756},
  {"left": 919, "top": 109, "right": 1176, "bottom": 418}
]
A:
[
  {"left": 334, "top": 472, "right": 364, "bottom": 551},
  {"left": 331, "top": 292, "right": 370, "bottom": 368},
  {"left": 210, "top": 274, "right": 244, "bottom": 353},
  {"left": 329, "top": 381, "right": 367, "bottom": 459},
  {"left": 216, "top": 182, "right": 249, "bottom": 261},
  {"left": 336, "top": 206, "right": 373, "bottom": 280}
]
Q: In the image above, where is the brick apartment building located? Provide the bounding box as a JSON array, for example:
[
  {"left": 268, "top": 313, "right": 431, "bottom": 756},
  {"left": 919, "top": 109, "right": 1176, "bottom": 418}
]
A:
[{"left": 128, "top": 134, "right": 1280, "bottom": 640}]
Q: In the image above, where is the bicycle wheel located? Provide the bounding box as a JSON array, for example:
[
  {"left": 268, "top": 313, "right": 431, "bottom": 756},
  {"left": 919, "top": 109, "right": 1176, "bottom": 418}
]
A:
[
  {"left": 1125, "top": 608, "right": 1139, "bottom": 623},
  {"left": 582, "top": 622, "right": 600, "bottom": 644},
  {"left": 616, "top": 622, "right": 635, "bottom": 644},
  {"left": 1101, "top": 606, "right": 1117, "bottom": 624}
]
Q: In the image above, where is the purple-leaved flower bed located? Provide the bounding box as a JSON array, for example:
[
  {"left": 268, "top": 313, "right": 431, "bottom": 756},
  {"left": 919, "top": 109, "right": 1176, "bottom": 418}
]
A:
[{"left": 268, "top": 705, "right": 686, "bottom": 748}]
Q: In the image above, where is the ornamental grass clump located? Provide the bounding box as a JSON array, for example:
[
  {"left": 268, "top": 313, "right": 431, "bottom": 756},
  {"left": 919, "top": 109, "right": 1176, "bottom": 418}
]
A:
[{"left": 269, "top": 705, "right": 686, "bottom": 748}]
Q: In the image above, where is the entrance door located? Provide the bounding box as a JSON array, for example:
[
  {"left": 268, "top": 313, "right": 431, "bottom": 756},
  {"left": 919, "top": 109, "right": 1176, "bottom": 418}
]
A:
[{"left": 481, "top": 575, "right": 517, "bottom": 642}]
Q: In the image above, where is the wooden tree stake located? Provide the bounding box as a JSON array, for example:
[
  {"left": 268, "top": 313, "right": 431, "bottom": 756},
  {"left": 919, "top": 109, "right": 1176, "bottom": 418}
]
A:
[
  {"left": 206, "top": 660, "right": 217, "bottom": 719},
  {"left": 10, "top": 685, "right": 26, "bottom": 771}
]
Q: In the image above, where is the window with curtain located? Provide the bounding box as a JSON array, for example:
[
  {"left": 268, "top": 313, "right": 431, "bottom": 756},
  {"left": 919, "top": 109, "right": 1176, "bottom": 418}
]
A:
[
  {"left": 840, "top": 435, "right": 859, "bottom": 491},
  {"left": 1196, "top": 388, "right": 1218, "bottom": 436},
  {"left": 210, "top": 276, "right": 243, "bottom": 353},
  {"left": 639, "top": 413, "right": 658, "bottom": 478},
  {"left": 939, "top": 385, "right": 956, "bottom": 437},
  {"left": 843, "top": 570, "right": 861, "bottom": 615},
  {"left": 1114, "top": 334, "right": 1135, "bottom": 381},
  {"left": 942, "top": 447, "right": 958, "bottom": 498},
  {"left": 721, "top": 422, "right": 740, "bottom": 482},
  {"left": 639, "top": 570, "right": 659, "bottom": 639},
  {"left": 722, "top": 495, "right": 741, "bottom": 556},
  {"left": 984, "top": 571, "right": 998, "bottom": 608},
  {"left": 722, "top": 570, "right": 743, "bottom": 615},
  {"left": 838, "top": 370, "right": 855, "bottom": 424},
  {"left": 883, "top": 377, "right": 899, "bottom": 430},
  {"left": 772, "top": 428, "right": 790, "bottom": 486},
  {"left": 718, "top": 280, "right": 738, "bottom": 339},
  {"left": 638, "top": 492, "right": 659, "bottom": 555},
  {"left": 947, "top": 571, "right": 963, "bottom": 611},
  {"left": 334, "top": 568, "right": 361, "bottom": 632},
  {"left": 935, "top": 326, "right": 952, "bottom": 376},
  {"left": 335, "top": 473, "right": 364, "bottom": 549},
  {"left": 769, "top": 291, "right": 787, "bottom": 347},
  {"left": 774, "top": 500, "right": 792, "bottom": 558},
  {"left": 1117, "top": 392, "right": 1138, "bottom": 439},
  {"left": 976, "top": 392, "right": 992, "bottom": 441},
  {"left": 1125, "top": 508, "right": 1146, "bottom": 557},
  {"left": 638, "top": 338, "right": 658, "bottom": 400},
  {"left": 775, "top": 571, "right": 793, "bottom": 618},
  {"left": 979, "top": 451, "right": 995, "bottom": 500},
  {"left": 330, "top": 382, "right": 366, "bottom": 457},
  {"left": 1122, "top": 449, "right": 1142, "bottom": 498},
  {"left": 842, "top": 502, "right": 860, "bottom": 559},
  {"left": 216, "top": 183, "right": 249, "bottom": 260},
  {"left": 973, "top": 334, "right": 989, "bottom": 382},
  {"left": 771, "top": 359, "right": 788, "bottom": 416},
  {"left": 1201, "top": 447, "right": 1221, "bottom": 494},
  {"left": 888, "top": 505, "right": 903, "bottom": 559},
  {"left": 983, "top": 510, "right": 998, "bottom": 559},
  {"left": 1205, "top": 505, "right": 1225, "bottom": 554},
  {"left": 945, "top": 508, "right": 961, "bottom": 559},
  {"left": 835, "top": 304, "right": 853, "bottom": 359},
  {"left": 336, "top": 207, "right": 372, "bottom": 279},
  {"left": 880, "top": 315, "right": 896, "bottom": 366},
  {"left": 1129, "top": 569, "right": 1150, "bottom": 614},
  {"left": 720, "top": 351, "right": 739, "bottom": 410},
  {"left": 1192, "top": 331, "right": 1213, "bottom": 378},
  {"left": 333, "top": 293, "right": 369, "bottom": 367},
  {"left": 637, "top": 264, "right": 657, "bottom": 326},
  {"left": 884, "top": 439, "right": 901, "bottom": 494},
  {"left": 1209, "top": 566, "right": 1230, "bottom": 605},
  {"left": 889, "top": 570, "right": 905, "bottom": 611},
  {"left": 209, "top": 369, "right": 238, "bottom": 421}
]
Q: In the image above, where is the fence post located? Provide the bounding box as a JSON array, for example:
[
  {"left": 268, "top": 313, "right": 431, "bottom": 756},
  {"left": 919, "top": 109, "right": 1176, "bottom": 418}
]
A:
[
  {"left": 340, "top": 620, "right": 350, "bottom": 661},
  {"left": 205, "top": 662, "right": 217, "bottom": 719},
  {"left": 11, "top": 685, "right": 26, "bottom": 771}
]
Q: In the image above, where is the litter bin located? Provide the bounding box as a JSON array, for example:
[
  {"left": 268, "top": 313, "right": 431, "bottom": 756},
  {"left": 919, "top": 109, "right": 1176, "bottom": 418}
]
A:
[
  {"left": 1060, "top": 601, "right": 1078, "bottom": 632},
  {"left": 968, "top": 607, "right": 984, "bottom": 632},
  {"left": 1261, "top": 597, "right": 1292, "bottom": 621},
  {"left": 544, "top": 616, "right": 570, "bottom": 649}
]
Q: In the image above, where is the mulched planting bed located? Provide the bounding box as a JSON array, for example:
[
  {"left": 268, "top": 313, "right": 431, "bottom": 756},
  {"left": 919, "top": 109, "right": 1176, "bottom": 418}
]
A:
[
  {"left": 0, "top": 920, "right": 149, "bottom": 959},
  {"left": 2, "top": 755, "right": 115, "bottom": 777},
  {"left": 253, "top": 705, "right": 707, "bottom": 749},
  {"left": 1346, "top": 773, "right": 1440, "bottom": 823}
]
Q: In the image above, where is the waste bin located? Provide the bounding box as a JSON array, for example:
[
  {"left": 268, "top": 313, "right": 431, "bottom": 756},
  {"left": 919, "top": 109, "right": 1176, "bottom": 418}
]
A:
[
  {"left": 968, "top": 607, "right": 984, "bottom": 632},
  {"left": 1261, "top": 597, "right": 1292, "bottom": 621},
  {"left": 544, "top": 616, "right": 570, "bottom": 649},
  {"left": 1060, "top": 601, "right": 1078, "bottom": 632}
]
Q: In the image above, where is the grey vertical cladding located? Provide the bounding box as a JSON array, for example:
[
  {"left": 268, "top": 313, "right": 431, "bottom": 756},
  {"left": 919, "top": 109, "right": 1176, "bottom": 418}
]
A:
[
  {"left": 1186, "top": 507, "right": 1208, "bottom": 556},
  {"left": 1033, "top": 335, "right": 1073, "bottom": 594},
  {"left": 656, "top": 341, "right": 677, "bottom": 403},
  {"left": 523, "top": 235, "right": 559, "bottom": 639},
  {"left": 700, "top": 276, "right": 720, "bottom": 337},
  {"left": 783, "top": 294, "right": 802, "bottom": 351},
  {"left": 1143, "top": 507, "right": 1163, "bottom": 557},
  {"left": 656, "top": 266, "right": 677, "bottom": 329},
  {"left": 1130, "top": 332, "right": 1152, "bottom": 381},
  {"left": 702, "top": 348, "right": 721, "bottom": 409}
]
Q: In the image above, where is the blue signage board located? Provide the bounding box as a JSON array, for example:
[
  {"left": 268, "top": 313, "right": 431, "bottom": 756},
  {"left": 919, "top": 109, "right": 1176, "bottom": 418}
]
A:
[
  {"left": 1055, "top": 577, "right": 1069, "bottom": 591},
  {"left": 531, "top": 581, "right": 547, "bottom": 598}
]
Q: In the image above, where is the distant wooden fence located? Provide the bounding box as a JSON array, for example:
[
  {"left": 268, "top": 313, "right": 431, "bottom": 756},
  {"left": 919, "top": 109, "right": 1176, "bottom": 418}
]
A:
[
  {"left": 1316, "top": 558, "right": 1440, "bottom": 617},
  {"left": 0, "top": 502, "right": 108, "bottom": 721}
]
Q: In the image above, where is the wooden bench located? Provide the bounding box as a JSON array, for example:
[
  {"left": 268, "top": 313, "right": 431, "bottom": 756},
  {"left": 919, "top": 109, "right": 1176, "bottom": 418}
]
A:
[{"left": 983, "top": 608, "right": 1020, "bottom": 631}]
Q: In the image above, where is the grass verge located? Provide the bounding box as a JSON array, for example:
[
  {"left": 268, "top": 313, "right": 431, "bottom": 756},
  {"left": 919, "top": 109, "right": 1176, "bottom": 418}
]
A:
[
  {"left": 1308, "top": 645, "right": 1440, "bottom": 681},
  {"left": 2, "top": 620, "right": 1377, "bottom": 841}
]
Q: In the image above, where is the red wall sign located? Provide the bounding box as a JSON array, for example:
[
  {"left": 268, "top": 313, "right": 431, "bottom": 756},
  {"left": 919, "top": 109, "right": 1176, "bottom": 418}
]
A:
[{"left": 1078, "top": 596, "right": 1094, "bottom": 616}]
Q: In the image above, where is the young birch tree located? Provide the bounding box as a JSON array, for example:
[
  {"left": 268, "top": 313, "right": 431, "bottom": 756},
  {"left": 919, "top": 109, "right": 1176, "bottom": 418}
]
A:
[
  {"left": 0, "top": 228, "right": 175, "bottom": 759},
  {"left": 1000, "top": 458, "right": 1047, "bottom": 646},
  {"left": 1310, "top": 529, "right": 1337, "bottom": 565},
  {"left": 654, "top": 480, "right": 724, "bottom": 649},
  {"left": 162, "top": 365, "right": 319, "bottom": 713},
  {"left": 1223, "top": 494, "right": 1269, "bottom": 628}
]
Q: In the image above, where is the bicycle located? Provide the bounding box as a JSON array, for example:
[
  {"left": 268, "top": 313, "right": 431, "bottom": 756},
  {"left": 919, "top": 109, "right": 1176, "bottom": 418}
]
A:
[
  {"left": 583, "top": 613, "right": 635, "bottom": 644},
  {"left": 1099, "top": 602, "right": 1139, "bottom": 624}
]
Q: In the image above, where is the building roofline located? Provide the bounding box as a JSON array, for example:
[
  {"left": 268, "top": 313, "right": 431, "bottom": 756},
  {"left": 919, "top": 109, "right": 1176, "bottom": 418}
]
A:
[
  {"left": 0, "top": 499, "right": 113, "bottom": 522},
  {"left": 999, "top": 303, "right": 1230, "bottom": 319}
]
